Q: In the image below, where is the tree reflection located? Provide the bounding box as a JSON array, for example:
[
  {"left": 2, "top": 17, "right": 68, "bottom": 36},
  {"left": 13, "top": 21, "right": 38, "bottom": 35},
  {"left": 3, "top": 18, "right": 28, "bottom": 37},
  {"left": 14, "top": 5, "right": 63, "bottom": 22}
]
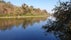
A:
[
  {"left": 0, "top": 17, "right": 47, "bottom": 30},
  {"left": 43, "top": 19, "right": 71, "bottom": 40}
]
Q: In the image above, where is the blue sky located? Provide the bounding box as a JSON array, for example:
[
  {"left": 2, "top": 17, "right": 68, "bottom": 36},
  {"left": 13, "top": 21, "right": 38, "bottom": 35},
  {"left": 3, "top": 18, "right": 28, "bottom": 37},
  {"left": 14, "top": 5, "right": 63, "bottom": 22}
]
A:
[{"left": 4, "top": 0, "right": 69, "bottom": 13}]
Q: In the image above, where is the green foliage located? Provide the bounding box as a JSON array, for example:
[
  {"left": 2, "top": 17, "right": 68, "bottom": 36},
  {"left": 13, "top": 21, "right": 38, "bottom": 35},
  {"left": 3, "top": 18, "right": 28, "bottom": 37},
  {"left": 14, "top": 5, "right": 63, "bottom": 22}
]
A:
[
  {"left": 53, "top": 0, "right": 71, "bottom": 22},
  {"left": 43, "top": 0, "right": 71, "bottom": 40}
]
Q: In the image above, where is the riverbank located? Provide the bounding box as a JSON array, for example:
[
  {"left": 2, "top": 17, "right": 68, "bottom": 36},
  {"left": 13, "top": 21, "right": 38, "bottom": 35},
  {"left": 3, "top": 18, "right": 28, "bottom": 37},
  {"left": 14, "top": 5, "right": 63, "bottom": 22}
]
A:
[{"left": 0, "top": 15, "right": 48, "bottom": 18}]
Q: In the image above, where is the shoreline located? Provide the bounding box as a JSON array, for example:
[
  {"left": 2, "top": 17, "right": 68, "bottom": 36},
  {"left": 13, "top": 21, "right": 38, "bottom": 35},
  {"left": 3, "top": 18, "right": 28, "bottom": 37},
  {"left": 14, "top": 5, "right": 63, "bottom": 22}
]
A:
[{"left": 0, "top": 15, "right": 48, "bottom": 18}]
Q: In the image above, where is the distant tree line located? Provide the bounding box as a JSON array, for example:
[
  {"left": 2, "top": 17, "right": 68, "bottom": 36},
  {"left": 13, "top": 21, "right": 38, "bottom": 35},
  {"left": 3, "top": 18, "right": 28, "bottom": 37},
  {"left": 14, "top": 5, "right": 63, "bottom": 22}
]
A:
[{"left": 0, "top": 0, "right": 48, "bottom": 16}]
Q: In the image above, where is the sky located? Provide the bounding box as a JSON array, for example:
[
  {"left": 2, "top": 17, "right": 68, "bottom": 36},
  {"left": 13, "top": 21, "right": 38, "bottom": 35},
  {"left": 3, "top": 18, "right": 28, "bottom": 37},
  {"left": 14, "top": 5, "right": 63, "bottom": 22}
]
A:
[{"left": 4, "top": 0, "right": 69, "bottom": 13}]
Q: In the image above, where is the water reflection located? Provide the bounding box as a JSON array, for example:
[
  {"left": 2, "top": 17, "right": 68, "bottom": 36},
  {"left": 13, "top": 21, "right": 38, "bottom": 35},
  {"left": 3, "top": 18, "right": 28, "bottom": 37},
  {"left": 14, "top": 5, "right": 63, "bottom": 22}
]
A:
[
  {"left": 42, "top": 17, "right": 71, "bottom": 40},
  {"left": 0, "top": 17, "right": 47, "bottom": 30}
]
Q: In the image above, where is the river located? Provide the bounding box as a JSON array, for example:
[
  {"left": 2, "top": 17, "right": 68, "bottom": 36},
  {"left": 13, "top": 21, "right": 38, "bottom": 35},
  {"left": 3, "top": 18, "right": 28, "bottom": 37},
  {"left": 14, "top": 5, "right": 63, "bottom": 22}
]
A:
[{"left": 0, "top": 17, "right": 66, "bottom": 40}]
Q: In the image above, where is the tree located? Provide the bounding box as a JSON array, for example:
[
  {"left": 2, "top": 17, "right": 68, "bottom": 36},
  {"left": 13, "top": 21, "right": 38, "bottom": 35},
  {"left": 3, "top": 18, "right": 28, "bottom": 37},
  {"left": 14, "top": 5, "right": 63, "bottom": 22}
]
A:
[
  {"left": 0, "top": 0, "right": 5, "bottom": 3},
  {"left": 53, "top": 0, "right": 71, "bottom": 24},
  {"left": 43, "top": 0, "right": 71, "bottom": 40},
  {"left": 28, "top": 6, "right": 34, "bottom": 13},
  {"left": 0, "top": 0, "right": 3, "bottom": 1},
  {"left": 22, "top": 3, "right": 29, "bottom": 14}
]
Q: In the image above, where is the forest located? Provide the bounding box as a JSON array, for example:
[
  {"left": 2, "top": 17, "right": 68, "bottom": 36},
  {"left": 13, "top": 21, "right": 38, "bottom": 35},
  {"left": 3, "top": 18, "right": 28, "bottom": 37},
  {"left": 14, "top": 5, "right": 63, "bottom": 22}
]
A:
[{"left": 0, "top": 0, "right": 48, "bottom": 17}]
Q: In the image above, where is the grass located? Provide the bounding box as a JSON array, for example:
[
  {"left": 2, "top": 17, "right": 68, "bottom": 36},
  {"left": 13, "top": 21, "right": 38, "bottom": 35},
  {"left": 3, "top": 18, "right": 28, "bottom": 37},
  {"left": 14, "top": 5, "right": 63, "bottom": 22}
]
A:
[
  {"left": 0, "top": 13, "right": 49, "bottom": 18},
  {"left": 0, "top": 15, "right": 48, "bottom": 18}
]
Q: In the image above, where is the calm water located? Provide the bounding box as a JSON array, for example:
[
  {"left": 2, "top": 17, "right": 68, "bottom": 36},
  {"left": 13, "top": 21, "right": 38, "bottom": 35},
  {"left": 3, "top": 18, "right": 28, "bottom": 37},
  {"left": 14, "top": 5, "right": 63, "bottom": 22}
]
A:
[{"left": 0, "top": 17, "right": 59, "bottom": 40}]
